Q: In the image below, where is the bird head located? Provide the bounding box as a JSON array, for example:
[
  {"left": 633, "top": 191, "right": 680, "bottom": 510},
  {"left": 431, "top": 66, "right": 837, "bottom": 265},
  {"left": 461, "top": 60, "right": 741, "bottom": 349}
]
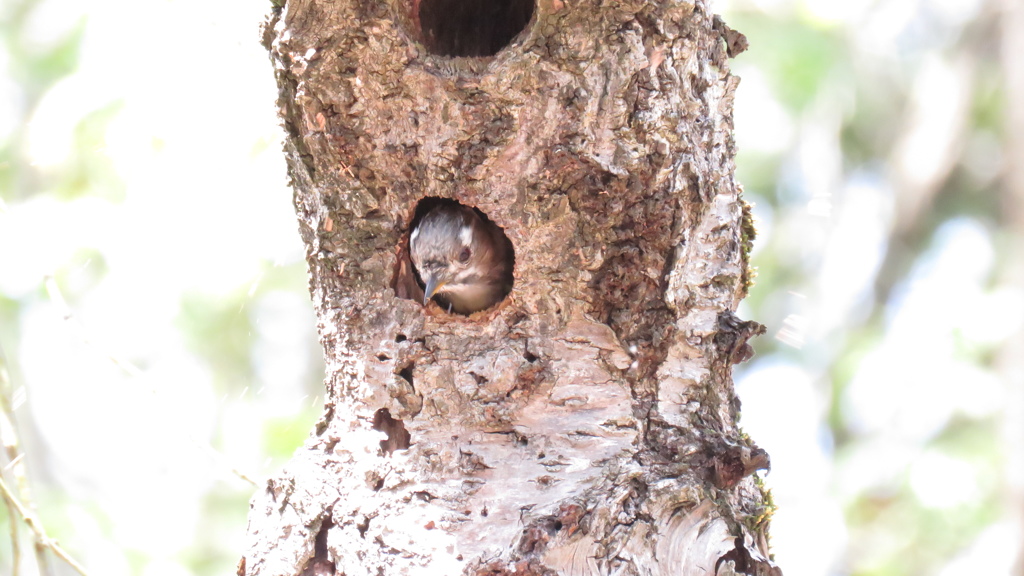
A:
[{"left": 409, "top": 204, "right": 485, "bottom": 305}]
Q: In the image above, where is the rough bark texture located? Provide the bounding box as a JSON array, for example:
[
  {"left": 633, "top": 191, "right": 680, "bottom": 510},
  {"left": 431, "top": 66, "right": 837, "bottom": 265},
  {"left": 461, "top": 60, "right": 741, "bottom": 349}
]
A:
[{"left": 244, "top": 0, "right": 778, "bottom": 574}]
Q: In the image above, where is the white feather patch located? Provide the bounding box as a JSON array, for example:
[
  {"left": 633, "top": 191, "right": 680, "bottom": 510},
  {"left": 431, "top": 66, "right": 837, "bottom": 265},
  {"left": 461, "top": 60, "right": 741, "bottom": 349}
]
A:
[
  {"left": 410, "top": 226, "right": 420, "bottom": 246},
  {"left": 459, "top": 225, "right": 473, "bottom": 246}
]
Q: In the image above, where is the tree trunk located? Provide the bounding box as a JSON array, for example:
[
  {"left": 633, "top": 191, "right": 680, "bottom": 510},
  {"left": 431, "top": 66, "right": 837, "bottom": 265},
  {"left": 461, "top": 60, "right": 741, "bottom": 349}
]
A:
[{"left": 243, "top": 0, "right": 779, "bottom": 574}]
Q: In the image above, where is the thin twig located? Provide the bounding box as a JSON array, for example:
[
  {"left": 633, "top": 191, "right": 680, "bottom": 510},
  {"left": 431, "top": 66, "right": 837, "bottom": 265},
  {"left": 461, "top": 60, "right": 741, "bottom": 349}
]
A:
[
  {"left": 1, "top": 486, "right": 21, "bottom": 576},
  {"left": 1, "top": 348, "right": 24, "bottom": 575},
  {"left": 1, "top": 347, "right": 56, "bottom": 576},
  {"left": 0, "top": 476, "right": 91, "bottom": 576}
]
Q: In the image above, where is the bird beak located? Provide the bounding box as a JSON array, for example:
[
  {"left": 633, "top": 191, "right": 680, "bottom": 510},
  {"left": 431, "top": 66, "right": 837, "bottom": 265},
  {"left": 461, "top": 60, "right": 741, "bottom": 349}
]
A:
[{"left": 423, "top": 273, "right": 445, "bottom": 305}]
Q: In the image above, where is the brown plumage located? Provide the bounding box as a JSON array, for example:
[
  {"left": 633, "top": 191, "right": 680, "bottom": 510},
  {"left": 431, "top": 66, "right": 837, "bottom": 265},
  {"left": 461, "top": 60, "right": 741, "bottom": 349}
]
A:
[{"left": 409, "top": 204, "right": 513, "bottom": 315}]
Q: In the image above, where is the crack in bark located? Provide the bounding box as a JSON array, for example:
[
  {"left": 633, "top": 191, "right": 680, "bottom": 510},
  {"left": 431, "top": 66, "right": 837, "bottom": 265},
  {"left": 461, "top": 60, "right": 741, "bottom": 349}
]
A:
[{"left": 299, "top": 514, "right": 336, "bottom": 576}]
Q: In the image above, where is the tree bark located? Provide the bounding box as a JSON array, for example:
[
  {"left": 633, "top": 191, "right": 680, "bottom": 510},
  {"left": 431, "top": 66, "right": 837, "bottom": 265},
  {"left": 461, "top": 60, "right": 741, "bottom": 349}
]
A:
[{"left": 243, "top": 0, "right": 778, "bottom": 574}]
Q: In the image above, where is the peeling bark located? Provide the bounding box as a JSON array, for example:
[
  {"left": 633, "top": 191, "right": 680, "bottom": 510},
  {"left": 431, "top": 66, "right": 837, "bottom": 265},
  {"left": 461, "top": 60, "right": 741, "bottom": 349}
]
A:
[{"left": 244, "top": 0, "right": 778, "bottom": 574}]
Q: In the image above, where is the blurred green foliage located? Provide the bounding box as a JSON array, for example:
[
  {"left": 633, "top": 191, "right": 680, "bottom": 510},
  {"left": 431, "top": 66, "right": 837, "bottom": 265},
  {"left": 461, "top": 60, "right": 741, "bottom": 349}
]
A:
[
  {"left": 179, "top": 290, "right": 259, "bottom": 390},
  {"left": 0, "top": 0, "right": 322, "bottom": 574},
  {"left": 61, "top": 101, "right": 126, "bottom": 201},
  {"left": 725, "top": 0, "right": 1014, "bottom": 575}
]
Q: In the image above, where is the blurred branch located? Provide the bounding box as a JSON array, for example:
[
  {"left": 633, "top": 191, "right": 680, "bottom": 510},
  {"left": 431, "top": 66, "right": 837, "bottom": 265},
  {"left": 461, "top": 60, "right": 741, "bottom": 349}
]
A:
[
  {"left": 0, "top": 476, "right": 90, "bottom": 576},
  {"left": 890, "top": 57, "right": 973, "bottom": 236},
  {"left": 871, "top": 10, "right": 996, "bottom": 313},
  {"left": 874, "top": 68, "right": 971, "bottom": 304},
  {"left": 42, "top": 276, "right": 258, "bottom": 487}
]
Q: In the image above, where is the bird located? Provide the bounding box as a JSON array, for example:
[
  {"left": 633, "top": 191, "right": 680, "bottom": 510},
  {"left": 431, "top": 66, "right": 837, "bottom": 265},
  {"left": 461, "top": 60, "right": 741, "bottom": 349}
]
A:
[{"left": 409, "top": 203, "right": 514, "bottom": 315}]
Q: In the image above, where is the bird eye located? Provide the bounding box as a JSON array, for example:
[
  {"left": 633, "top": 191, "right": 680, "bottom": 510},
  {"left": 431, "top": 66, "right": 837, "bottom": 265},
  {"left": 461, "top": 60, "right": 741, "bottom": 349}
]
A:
[{"left": 458, "top": 247, "right": 471, "bottom": 263}]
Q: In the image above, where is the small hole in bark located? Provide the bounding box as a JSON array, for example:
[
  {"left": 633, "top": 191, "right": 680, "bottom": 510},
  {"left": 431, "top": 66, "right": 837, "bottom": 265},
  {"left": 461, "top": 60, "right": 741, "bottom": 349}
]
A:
[
  {"left": 399, "top": 197, "right": 515, "bottom": 315},
  {"left": 372, "top": 408, "right": 411, "bottom": 454},
  {"left": 357, "top": 516, "right": 371, "bottom": 538},
  {"left": 523, "top": 350, "right": 538, "bottom": 363},
  {"left": 376, "top": 354, "right": 390, "bottom": 362},
  {"left": 395, "top": 334, "right": 407, "bottom": 343},
  {"left": 481, "top": 507, "right": 489, "bottom": 517},
  {"left": 415, "top": 0, "right": 534, "bottom": 57},
  {"left": 398, "top": 363, "right": 415, "bottom": 385},
  {"left": 470, "top": 372, "right": 488, "bottom": 384}
]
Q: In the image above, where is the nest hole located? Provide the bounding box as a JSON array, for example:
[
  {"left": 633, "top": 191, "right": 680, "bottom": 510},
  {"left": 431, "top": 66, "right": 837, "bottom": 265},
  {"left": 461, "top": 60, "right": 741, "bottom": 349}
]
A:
[{"left": 415, "top": 0, "right": 534, "bottom": 57}]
